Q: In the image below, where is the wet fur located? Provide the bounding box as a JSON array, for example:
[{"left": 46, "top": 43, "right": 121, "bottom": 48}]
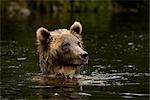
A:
[{"left": 36, "top": 22, "right": 87, "bottom": 77}]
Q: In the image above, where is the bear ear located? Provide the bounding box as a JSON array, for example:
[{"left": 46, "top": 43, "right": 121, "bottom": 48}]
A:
[
  {"left": 36, "top": 27, "right": 51, "bottom": 44},
  {"left": 70, "top": 21, "right": 82, "bottom": 35}
]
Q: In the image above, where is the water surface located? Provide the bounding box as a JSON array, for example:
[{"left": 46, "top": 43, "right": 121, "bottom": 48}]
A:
[{"left": 1, "top": 12, "right": 149, "bottom": 100}]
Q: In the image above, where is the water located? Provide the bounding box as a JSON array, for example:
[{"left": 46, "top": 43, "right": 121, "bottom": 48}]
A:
[{"left": 1, "top": 12, "right": 149, "bottom": 100}]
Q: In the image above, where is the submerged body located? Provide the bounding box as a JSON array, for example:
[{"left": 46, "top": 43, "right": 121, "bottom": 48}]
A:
[{"left": 36, "top": 22, "right": 88, "bottom": 77}]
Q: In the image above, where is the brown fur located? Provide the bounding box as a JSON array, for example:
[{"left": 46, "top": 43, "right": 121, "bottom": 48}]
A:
[{"left": 36, "top": 22, "right": 88, "bottom": 77}]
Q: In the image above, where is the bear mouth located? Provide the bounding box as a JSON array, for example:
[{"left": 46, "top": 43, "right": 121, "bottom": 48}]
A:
[
  {"left": 71, "top": 58, "right": 88, "bottom": 66},
  {"left": 57, "top": 57, "right": 88, "bottom": 66},
  {"left": 60, "top": 61, "right": 88, "bottom": 67},
  {"left": 61, "top": 63, "right": 87, "bottom": 67}
]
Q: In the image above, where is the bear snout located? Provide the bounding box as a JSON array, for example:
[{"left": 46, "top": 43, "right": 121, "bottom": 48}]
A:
[
  {"left": 80, "top": 52, "right": 89, "bottom": 64},
  {"left": 81, "top": 52, "right": 88, "bottom": 59}
]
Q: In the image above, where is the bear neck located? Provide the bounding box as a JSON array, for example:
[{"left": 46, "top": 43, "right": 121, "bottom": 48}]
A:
[{"left": 39, "top": 51, "right": 81, "bottom": 75}]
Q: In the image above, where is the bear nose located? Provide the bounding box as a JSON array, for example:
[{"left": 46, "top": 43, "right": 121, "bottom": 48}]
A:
[{"left": 81, "top": 52, "right": 88, "bottom": 59}]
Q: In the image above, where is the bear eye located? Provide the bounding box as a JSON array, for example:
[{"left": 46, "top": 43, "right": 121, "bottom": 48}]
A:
[
  {"left": 77, "top": 42, "right": 81, "bottom": 47},
  {"left": 62, "top": 42, "right": 70, "bottom": 54},
  {"left": 63, "top": 43, "right": 70, "bottom": 47}
]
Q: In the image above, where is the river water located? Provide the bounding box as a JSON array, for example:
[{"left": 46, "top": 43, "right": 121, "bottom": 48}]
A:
[{"left": 1, "top": 12, "right": 149, "bottom": 100}]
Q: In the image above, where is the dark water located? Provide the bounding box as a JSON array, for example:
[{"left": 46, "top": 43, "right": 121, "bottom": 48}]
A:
[{"left": 1, "top": 12, "right": 149, "bottom": 100}]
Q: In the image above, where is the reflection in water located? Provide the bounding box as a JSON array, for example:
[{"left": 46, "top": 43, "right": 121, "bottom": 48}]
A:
[
  {"left": 28, "top": 73, "right": 92, "bottom": 100},
  {"left": 1, "top": 11, "right": 149, "bottom": 99},
  {"left": 34, "top": 85, "right": 91, "bottom": 100},
  {"left": 28, "top": 70, "right": 149, "bottom": 99}
]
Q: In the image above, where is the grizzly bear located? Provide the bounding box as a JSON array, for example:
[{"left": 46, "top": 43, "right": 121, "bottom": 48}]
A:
[{"left": 36, "top": 22, "right": 88, "bottom": 78}]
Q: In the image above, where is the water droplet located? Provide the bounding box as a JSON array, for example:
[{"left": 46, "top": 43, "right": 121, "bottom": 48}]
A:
[
  {"left": 137, "top": 44, "right": 143, "bottom": 48},
  {"left": 17, "top": 84, "right": 25, "bottom": 87},
  {"left": 54, "top": 93, "right": 59, "bottom": 96},
  {"left": 72, "top": 92, "right": 92, "bottom": 96},
  {"left": 30, "top": 85, "right": 54, "bottom": 88},
  {"left": 128, "top": 65, "right": 134, "bottom": 68},
  {"left": 17, "top": 57, "right": 27, "bottom": 61},
  {"left": 139, "top": 34, "right": 143, "bottom": 38},
  {"left": 18, "top": 75, "right": 22, "bottom": 77},
  {"left": 110, "top": 35, "right": 113, "bottom": 38},
  {"left": 101, "top": 46, "right": 104, "bottom": 49},
  {"left": 124, "top": 35, "right": 128, "bottom": 38},
  {"left": 122, "top": 96, "right": 133, "bottom": 99},
  {"left": 93, "top": 58, "right": 99, "bottom": 62},
  {"left": 135, "top": 48, "right": 138, "bottom": 51},
  {"left": 113, "top": 59, "right": 122, "bottom": 62},
  {"left": 8, "top": 65, "right": 19, "bottom": 69},
  {"left": 120, "top": 93, "right": 149, "bottom": 96},
  {"left": 128, "top": 42, "right": 134, "bottom": 46},
  {"left": 82, "top": 71, "right": 87, "bottom": 74},
  {"left": 111, "top": 70, "right": 117, "bottom": 72},
  {"left": 107, "top": 64, "right": 112, "bottom": 67},
  {"left": 93, "top": 65, "right": 105, "bottom": 68}
]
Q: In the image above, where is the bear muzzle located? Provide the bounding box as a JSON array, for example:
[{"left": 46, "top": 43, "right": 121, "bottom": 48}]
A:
[
  {"left": 70, "top": 52, "right": 88, "bottom": 66},
  {"left": 80, "top": 52, "right": 89, "bottom": 65}
]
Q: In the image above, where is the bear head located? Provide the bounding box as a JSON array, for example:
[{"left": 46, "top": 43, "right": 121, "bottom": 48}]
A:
[{"left": 36, "top": 22, "right": 88, "bottom": 75}]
